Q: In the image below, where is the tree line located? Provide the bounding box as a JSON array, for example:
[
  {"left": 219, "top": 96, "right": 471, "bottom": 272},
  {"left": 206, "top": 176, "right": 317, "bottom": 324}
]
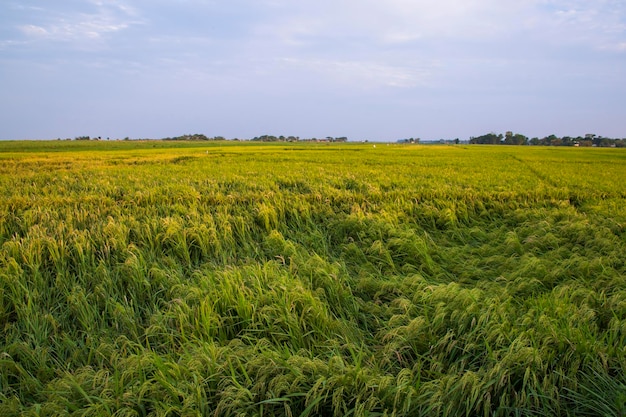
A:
[
  {"left": 162, "top": 134, "right": 226, "bottom": 141},
  {"left": 71, "top": 134, "right": 349, "bottom": 142},
  {"left": 470, "top": 132, "right": 626, "bottom": 147},
  {"left": 251, "top": 135, "right": 348, "bottom": 142}
]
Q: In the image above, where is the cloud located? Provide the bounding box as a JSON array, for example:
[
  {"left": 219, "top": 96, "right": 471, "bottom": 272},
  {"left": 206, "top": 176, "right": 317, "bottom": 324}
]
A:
[
  {"left": 18, "top": 24, "right": 49, "bottom": 37},
  {"left": 14, "top": 1, "right": 142, "bottom": 44},
  {"left": 251, "top": 0, "right": 625, "bottom": 55},
  {"left": 530, "top": 0, "right": 626, "bottom": 50},
  {"left": 19, "top": 19, "right": 129, "bottom": 41},
  {"left": 279, "top": 57, "right": 435, "bottom": 89},
  {"left": 1, "top": 0, "right": 624, "bottom": 140},
  {"left": 253, "top": 0, "right": 531, "bottom": 45},
  {"left": 607, "top": 41, "right": 626, "bottom": 51}
]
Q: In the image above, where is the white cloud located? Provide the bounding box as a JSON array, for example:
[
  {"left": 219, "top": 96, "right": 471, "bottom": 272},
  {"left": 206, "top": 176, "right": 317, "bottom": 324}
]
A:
[
  {"left": 530, "top": 0, "right": 626, "bottom": 50},
  {"left": 254, "top": 0, "right": 533, "bottom": 45},
  {"left": 19, "top": 24, "right": 49, "bottom": 37},
  {"left": 252, "top": 0, "right": 624, "bottom": 52},
  {"left": 279, "top": 57, "right": 435, "bottom": 89},
  {"left": 15, "top": 1, "right": 142, "bottom": 44},
  {"left": 2, "top": 0, "right": 625, "bottom": 140},
  {"left": 600, "top": 41, "right": 626, "bottom": 51}
]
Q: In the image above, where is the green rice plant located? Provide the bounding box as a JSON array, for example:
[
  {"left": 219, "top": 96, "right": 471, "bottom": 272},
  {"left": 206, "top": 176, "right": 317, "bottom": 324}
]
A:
[
  {"left": 0, "top": 141, "right": 625, "bottom": 416},
  {"left": 561, "top": 365, "right": 626, "bottom": 417}
]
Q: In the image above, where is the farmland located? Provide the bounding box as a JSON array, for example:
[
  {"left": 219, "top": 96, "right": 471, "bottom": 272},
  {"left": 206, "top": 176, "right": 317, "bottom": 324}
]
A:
[{"left": 0, "top": 141, "right": 625, "bottom": 416}]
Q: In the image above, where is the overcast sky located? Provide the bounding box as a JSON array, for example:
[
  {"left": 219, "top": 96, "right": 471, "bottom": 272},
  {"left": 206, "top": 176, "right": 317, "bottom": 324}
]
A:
[{"left": 1, "top": 1, "right": 625, "bottom": 141}]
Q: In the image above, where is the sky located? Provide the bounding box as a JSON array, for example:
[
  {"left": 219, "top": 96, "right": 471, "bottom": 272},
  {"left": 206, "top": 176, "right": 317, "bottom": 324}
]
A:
[{"left": 1, "top": 0, "right": 625, "bottom": 141}]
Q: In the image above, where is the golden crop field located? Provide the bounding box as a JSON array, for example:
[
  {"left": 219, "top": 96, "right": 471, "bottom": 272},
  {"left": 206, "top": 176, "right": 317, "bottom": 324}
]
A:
[{"left": 1, "top": 140, "right": 625, "bottom": 416}]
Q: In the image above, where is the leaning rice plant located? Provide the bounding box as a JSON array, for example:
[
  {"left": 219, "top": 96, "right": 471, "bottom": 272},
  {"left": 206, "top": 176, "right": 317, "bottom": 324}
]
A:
[{"left": 1, "top": 141, "right": 625, "bottom": 416}]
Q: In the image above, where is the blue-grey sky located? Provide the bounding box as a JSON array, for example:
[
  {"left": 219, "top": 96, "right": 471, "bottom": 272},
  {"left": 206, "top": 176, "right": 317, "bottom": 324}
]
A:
[{"left": 1, "top": 0, "right": 625, "bottom": 141}]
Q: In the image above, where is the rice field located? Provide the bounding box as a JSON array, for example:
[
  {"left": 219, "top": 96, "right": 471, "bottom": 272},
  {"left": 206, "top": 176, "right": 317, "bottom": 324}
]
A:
[{"left": 0, "top": 140, "right": 625, "bottom": 416}]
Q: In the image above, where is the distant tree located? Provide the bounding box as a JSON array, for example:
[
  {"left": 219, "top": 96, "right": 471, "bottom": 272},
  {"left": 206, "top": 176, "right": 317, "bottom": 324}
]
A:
[
  {"left": 251, "top": 135, "right": 279, "bottom": 142},
  {"left": 163, "top": 134, "right": 210, "bottom": 141},
  {"left": 541, "top": 135, "right": 558, "bottom": 146},
  {"left": 470, "top": 132, "right": 528, "bottom": 145},
  {"left": 469, "top": 132, "right": 501, "bottom": 145},
  {"left": 512, "top": 133, "right": 528, "bottom": 145}
]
